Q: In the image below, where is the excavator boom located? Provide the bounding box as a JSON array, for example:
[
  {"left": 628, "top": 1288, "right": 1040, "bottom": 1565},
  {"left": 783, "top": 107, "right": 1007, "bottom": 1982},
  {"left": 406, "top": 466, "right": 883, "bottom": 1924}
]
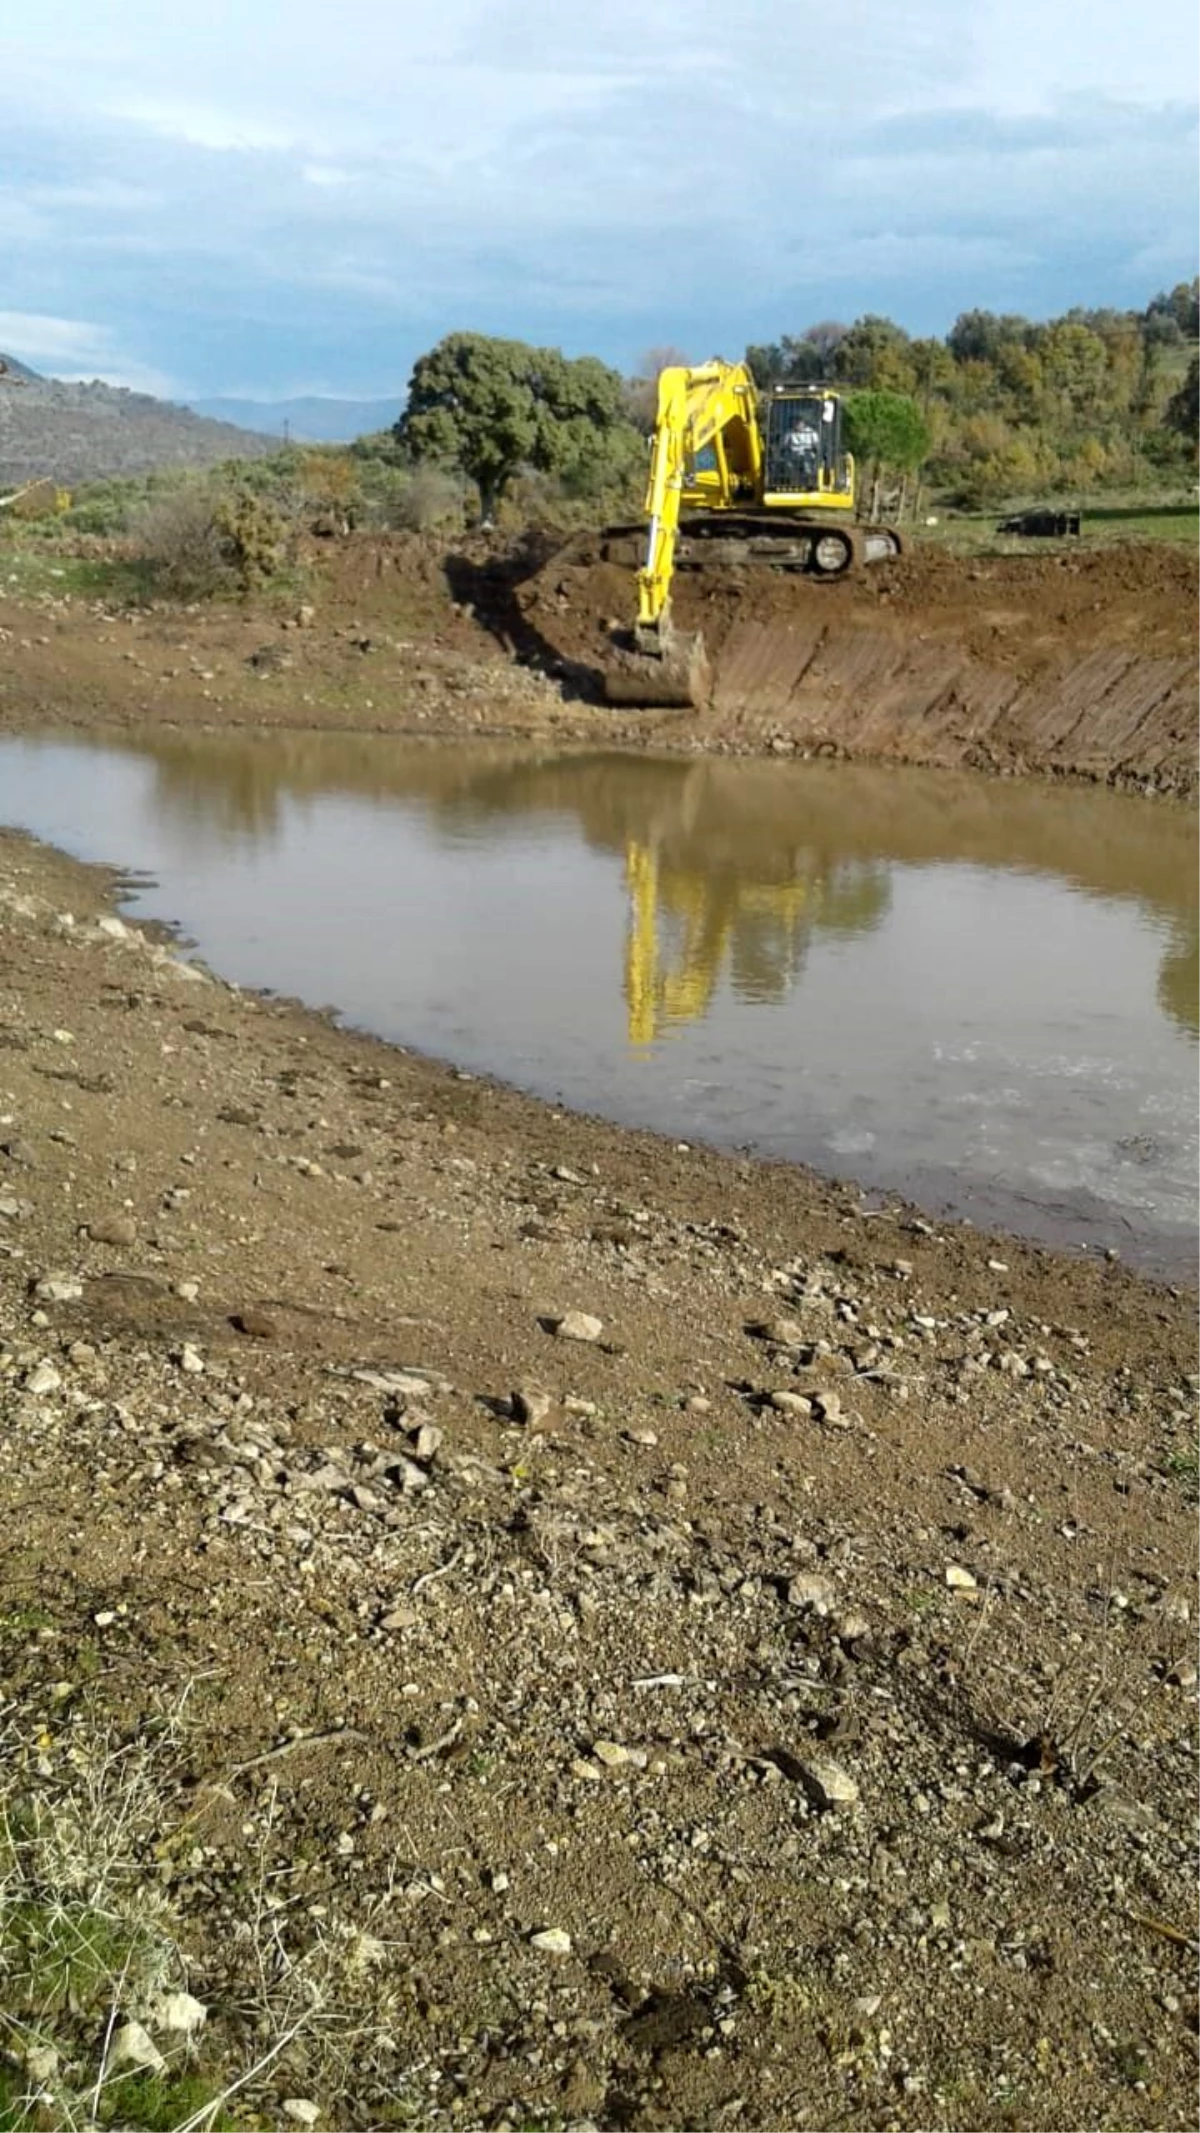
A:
[
  {"left": 606, "top": 361, "right": 762, "bottom": 711},
  {"left": 636, "top": 361, "right": 761, "bottom": 635}
]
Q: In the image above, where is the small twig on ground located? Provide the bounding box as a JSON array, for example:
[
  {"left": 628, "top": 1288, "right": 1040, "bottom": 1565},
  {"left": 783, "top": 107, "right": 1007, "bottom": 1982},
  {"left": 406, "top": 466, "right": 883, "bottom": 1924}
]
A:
[
  {"left": 1127, "top": 1911, "right": 1199, "bottom": 1952},
  {"left": 406, "top": 1718, "right": 463, "bottom": 1762},
  {"left": 229, "top": 1726, "right": 368, "bottom": 1778},
  {"left": 411, "top": 1546, "right": 463, "bottom": 1596}
]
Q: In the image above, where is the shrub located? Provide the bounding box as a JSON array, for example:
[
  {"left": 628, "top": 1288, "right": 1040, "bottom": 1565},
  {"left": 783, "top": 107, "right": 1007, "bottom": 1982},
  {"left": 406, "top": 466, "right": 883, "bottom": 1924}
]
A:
[
  {"left": 131, "top": 483, "right": 292, "bottom": 597},
  {"left": 389, "top": 464, "right": 466, "bottom": 532},
  {"left": 131, "top": 486, "right": 233, "bottom": 597}
]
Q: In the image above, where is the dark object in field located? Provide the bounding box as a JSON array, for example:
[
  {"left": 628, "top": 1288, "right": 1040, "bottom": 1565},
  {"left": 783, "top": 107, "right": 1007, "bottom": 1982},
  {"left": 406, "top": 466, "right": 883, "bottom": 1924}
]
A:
[{"left": 998, "top": 509, "right": 1082, "bottom": 537}]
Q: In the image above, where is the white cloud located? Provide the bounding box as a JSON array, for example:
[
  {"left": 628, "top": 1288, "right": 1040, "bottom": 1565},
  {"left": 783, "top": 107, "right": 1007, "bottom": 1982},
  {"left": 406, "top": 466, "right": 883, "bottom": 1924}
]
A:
[
  {"left": 302, "top": 164, "right": 357, "bottom": 189},
  {"left": 0, "top": 1, "right": 1194, "bottom": 393},
  {"left": 105, "top": 98, "right": 302, "bottom": 153},
  {"left": 0, "top": 311, "right": 174, "bottom": 395},
  {"left": 970, "top": 0, "right": 1199, "bottom": 113},
  {"left": 0, "top": 311, "right": 116, "bottom": 365}
]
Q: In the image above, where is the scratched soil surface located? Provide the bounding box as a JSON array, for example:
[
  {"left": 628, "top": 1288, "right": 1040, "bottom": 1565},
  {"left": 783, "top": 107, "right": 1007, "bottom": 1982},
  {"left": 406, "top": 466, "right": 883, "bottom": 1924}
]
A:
[
  {"left": 1, "top": 532, "right": 1196, "bottom": 797},
  {"left": 0, "top": 824, "right": 1196, "bottom": 2131}
]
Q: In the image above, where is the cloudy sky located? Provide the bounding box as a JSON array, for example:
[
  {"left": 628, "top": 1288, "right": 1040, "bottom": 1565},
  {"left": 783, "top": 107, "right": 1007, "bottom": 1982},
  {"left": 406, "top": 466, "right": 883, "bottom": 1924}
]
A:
[{"left": 2, "top": 0, "right": 1197, "bottom": 402}]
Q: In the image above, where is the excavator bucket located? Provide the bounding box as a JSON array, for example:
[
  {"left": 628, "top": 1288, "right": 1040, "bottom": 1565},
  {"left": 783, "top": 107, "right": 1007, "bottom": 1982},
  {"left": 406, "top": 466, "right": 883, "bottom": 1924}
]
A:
[{"left": 603, "top": 628, "right": 711, "bottom": 710}]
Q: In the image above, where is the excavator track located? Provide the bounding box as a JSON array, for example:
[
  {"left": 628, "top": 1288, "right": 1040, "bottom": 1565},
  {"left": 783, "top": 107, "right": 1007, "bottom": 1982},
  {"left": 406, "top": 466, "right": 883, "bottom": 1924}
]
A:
[
  {"left": 600, "top": 519, "right": 903, "bottom": 708},
  {"left": 601, "top": 516, "right": 903, "bottom": 580}
]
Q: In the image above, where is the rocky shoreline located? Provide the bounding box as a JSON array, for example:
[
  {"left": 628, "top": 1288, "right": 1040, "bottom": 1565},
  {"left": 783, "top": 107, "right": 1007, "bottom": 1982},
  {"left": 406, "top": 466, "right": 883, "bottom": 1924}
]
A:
[{"left": 1, "top": 822, "right": 1196, "bottom": 2130}]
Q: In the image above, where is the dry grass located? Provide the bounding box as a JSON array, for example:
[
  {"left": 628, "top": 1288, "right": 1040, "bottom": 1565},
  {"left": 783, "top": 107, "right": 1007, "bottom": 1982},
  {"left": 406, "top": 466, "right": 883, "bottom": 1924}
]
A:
[{"left": 0, "top": 1692, "right": 409, "bottom": 2131}]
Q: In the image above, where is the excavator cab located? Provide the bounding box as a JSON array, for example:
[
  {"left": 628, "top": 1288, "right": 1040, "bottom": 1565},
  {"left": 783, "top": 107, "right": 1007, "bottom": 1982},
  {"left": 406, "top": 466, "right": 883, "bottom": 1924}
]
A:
[{"left": 762, "top": 391, "right": 853, "bottom": 510}]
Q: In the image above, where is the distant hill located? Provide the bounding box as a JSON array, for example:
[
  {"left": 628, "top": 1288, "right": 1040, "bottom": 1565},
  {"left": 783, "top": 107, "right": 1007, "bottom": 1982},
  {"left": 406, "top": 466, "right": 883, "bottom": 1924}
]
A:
[
  {"left": 187, "top": 395, "right": 402, "bottom": 444},
  {"left": 0, "top": 357, "right": 279, "bottom": 487}
]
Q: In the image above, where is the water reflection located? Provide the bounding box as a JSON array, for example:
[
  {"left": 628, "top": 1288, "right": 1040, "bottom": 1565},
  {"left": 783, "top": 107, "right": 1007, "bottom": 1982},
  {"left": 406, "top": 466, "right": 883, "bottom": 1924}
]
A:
[
  {"left": 1159, "top": 925, "right": 1199, "bottom": 1039},
  {"left": 1, "top": 729, "right": 1195, "bottom": 1272},
  {"left": 86, "top": 730, "right": 1199, "bottom": 1041},
  {"left": 623, "top": 842, "right": 890, "bottom": 1042}
]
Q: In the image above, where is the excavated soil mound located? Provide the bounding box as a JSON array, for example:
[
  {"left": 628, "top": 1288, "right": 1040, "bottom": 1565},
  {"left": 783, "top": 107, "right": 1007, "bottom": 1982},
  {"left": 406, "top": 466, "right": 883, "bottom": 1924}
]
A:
[{"left": 517, "top": 539, "right": 1199, "bottom": 795}]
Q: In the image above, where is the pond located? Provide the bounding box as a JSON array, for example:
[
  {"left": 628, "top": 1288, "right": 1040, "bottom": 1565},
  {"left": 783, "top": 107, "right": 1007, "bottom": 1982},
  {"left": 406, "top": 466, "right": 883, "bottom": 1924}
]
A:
[{"left": 1, "top": 730, "right": 1195, "bottom": 1275}]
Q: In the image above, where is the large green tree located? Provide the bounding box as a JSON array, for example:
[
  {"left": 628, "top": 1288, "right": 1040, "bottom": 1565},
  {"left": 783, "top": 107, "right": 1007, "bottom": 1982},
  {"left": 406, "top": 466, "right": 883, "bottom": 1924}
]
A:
[
  {"left": 844, "top": 390, "right": 930, "bottom": 475},
  {"left": 832, "top": 316, "right": 917, "bottom": 394},
  {"left": 745, "top": 322, "right": 848, "bottom": 389},
  {"left": 395, "top": 332, "right": 639, "bottom": 521}
]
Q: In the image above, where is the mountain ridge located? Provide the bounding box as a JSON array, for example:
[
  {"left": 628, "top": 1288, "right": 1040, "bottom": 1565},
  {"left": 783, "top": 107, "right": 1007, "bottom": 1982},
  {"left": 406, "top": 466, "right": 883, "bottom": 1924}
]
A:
[
  {"left": 0, "top": 357, "right": 279, "bottom": 486},
  {"left": 186, "top": 394, "right": 402, "bottom": 443}
]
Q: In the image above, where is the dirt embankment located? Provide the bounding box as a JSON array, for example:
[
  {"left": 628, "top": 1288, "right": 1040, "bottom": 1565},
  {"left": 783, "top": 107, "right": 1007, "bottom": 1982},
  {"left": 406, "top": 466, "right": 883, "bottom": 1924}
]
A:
[
  {"left": 1, "top": 533, "right": 1196, "bottom": 795},
  {"left": 1, "top": 828, "right": 1197, "bottom": 2131},
  {"left": 516, "top": 539, "right": 1200, "bottom": 796}
]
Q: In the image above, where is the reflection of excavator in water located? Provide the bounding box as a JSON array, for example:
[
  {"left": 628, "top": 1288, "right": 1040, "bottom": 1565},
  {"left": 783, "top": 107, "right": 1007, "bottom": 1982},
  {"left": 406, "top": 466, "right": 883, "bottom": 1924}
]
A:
[
  {"left": 604, "top": 360, "right": 902, "bottom": 711},
  {"left": 623, "top": 836, "right": 891, "bottom": 1046}
]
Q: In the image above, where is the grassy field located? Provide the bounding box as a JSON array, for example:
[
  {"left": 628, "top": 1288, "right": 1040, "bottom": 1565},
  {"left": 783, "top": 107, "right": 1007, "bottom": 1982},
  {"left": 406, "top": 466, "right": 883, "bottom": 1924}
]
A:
[
  {"left": 914, "top": 490, "right": 1198, "bottom": 559},
  {"left": 0, "top": 543, "right": 148, "bottom": 603}
]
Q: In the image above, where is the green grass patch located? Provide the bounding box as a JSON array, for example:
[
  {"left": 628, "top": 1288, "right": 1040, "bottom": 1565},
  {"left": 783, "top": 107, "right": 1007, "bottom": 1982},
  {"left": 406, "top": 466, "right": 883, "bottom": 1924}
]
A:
[
  {"left": 1156, "top": 1446, "right": 1199, "bottom": 1500},
  {"left": 0, "top": 543, "right": 152, "bottom": 604},
  {"left": 98, "top": 2071, "right": 240, "bottom": 2131},
  {"left": 0, "top": 2070, "right": 26, "bottom": 2133},
  {"left": 914, "top": 493, "right": 1197, "bottom": 559},
  {"left": 1, "top": 1892, "right": 149, "bottom": 2019}
]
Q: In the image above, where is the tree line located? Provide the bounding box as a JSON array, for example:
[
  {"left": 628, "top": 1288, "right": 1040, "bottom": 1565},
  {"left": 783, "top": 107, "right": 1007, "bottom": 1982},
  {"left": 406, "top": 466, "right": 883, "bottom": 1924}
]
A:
[
  {"left": 386, "top": 279, "right": 1197, "bottom": 521},
  {"left": 745, "top": 280, "right": 1198, "bottom": 504}
]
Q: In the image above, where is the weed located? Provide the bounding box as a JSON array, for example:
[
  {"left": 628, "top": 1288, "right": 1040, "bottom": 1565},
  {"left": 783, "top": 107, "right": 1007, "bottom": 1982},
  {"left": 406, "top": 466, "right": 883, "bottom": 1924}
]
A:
[
  {"left": 0, "top": 545, "right": 150, "bottom": 604},
  {"left": 0, "top": 2070, "right": 25, "bottom": 2133},
  {"left": 1157, "top": 1447, "right": 1199, "bottom": 1500},
  {"left": 98, "top": 2072, "right": 238, "bottom": 2132},
  {"left": 0, "top": 1609, "right": 56, "bottom": 1638},
  {"left": 0, "top": 1696, "right": 412, "bottom": 2131},
  {"left": 1110, "top": 2039, "right": 1151, "bottom": 2087}
]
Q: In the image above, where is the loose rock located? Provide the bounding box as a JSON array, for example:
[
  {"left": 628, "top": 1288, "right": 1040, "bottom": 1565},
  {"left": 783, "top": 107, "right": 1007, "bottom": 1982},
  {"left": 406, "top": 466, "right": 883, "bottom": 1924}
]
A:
[
  {"left": 797, "top": 1754, "right": 860, "bottom": 1810},
  {"left": 945, "top": 1563, "right": 978, "bottom": 1591},
  {"left": 107, "top": 2021, "right": 166, "bottom": 2076},
  {"left": 549, "top": 1311, "right": 603, "bottom": 1343},
  {"left": 85, "top": 1214, "right": 137, "bottom": 1248}
]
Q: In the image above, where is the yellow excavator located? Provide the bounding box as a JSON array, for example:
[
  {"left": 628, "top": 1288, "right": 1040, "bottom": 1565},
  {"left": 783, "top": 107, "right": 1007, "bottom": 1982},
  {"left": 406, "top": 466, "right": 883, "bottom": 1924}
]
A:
[{"left": 604, "top": 359, "right": 901, "bottom": 709}]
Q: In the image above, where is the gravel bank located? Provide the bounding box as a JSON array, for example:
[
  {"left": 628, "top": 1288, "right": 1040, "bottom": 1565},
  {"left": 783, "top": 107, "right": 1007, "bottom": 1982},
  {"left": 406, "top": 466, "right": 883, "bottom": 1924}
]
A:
[{"left": 1, "top": 826, "right": 1196, "bottom": 2131}]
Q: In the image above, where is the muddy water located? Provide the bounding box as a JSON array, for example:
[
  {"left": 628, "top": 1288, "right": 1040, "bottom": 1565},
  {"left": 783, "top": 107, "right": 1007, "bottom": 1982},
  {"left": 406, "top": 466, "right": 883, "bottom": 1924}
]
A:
[{"left": 2, "top": 731, "right": 1196, "bottom": 1274}]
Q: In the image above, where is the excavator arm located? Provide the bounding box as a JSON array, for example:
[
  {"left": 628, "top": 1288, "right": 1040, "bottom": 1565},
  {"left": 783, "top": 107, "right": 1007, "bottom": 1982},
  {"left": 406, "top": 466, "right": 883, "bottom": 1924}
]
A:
[
  {"left": 636, "top": 360, "right": 762, "bottom": 638},
  {"left": 604, "top": 360, "right": 765, "bottom": 711}
]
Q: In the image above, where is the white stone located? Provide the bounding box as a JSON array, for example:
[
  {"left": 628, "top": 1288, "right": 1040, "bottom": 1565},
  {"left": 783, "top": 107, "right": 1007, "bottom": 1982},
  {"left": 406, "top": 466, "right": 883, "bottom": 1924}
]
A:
[
  {"left": 34, "top": 1275, "right": 83, "bottom": 1304},
  {"left": 25, "top": 1360, "right": 62, "bottom": 1396},
  {"left": 593, "top": 1740, "right": 630, "bottom": 1769},
  {"left": 154, "top": 1990, "right": 207, "bottom": 2035},
  {"left": 108, "top": 2021, "right": 166, "bottom": 2076},
  {"left": 282, "top": 2102, "right": 320, "bottom": 2127},
  {"left": 351, "top": 1367, "right": 442, "bottom": 1398},
  {"left": 945, "top": 1564, "right": 978, "bottom": 1591},
  {"left": 552, "top": 1311, "right": 603, "bottom": 1343},
  {"left": 769, "top": 1389, "right": 812, "bottom": 1417},
  {"left": 530, "top": 1926, "right": 573, "bottom": 1955},
  {"left": 24, "top": 2044, "right": 58, "bottom": 2085},
  {"left": 799, "top": 1755, "right": 860, "bottom": 1810}
]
